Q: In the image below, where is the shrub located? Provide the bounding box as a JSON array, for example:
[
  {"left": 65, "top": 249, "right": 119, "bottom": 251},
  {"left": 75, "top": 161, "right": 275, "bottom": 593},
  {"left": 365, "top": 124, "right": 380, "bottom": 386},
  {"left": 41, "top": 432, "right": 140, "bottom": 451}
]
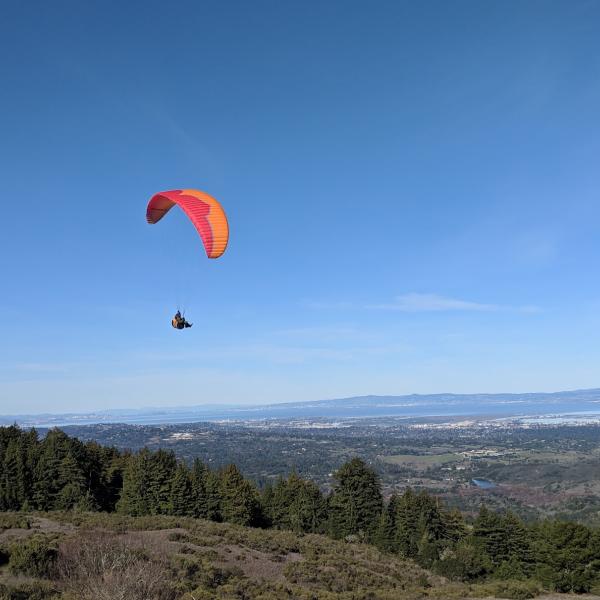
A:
[
  {"left": 167, "top": 531, "right": 189, "bottom": 542},
  {"left": 470, "top": 579, "right": 541, "bottom": 600},
  {"left": 434, "top": 542, "right": 492, "bottom": 582},
  {"left": 9, "top": 534, "right": 58, "bottom": 578},
  {"left": 0, "top": 581, "right": 58, "bottom": 600},
  {"left": 201, "top": 564, "right": 242, "bottom": 589},
  {"left": 0, "top": 514, "right": 32, "bottom": 530},
  {"left": 56, "top": 533, "right": 176, "bottom": 600},
  {"left": 535, "top": 562, "right": 597, "bottom": 593}
]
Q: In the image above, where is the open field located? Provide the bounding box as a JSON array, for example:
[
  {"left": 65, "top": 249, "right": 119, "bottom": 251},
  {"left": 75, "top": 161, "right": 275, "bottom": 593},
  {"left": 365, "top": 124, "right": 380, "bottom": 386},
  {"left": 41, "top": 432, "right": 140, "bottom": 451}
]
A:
[{"left": 378, "top": 452, "right": 461, "bottom": 468}]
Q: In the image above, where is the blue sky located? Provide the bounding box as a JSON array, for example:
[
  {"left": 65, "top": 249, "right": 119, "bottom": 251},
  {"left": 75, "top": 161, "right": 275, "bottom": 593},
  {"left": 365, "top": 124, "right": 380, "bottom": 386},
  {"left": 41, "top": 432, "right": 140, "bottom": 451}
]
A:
[{"left": 2, "top": 1, "right": 600, "bottom": 414}]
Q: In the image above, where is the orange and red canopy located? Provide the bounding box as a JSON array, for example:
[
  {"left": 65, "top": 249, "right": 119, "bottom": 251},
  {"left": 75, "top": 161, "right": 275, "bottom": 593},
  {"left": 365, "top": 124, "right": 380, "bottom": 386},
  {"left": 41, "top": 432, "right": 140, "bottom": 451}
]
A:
[{"left": 146, "top": 189, "right": 229, "bottom": 259}]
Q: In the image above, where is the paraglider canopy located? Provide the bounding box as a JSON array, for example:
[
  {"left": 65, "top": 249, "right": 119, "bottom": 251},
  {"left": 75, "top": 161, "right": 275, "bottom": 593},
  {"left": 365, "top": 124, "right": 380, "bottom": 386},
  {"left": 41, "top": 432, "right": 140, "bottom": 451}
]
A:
[{"left": 146, "top": 189, "right": 229, "bottom": 259}]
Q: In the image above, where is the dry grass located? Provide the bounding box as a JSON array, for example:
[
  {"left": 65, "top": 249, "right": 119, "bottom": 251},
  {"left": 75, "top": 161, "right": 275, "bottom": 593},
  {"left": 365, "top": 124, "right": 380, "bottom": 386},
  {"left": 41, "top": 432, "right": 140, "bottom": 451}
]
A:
[{"left": 57, "top": 532, "right": 176, "bottom": 600}]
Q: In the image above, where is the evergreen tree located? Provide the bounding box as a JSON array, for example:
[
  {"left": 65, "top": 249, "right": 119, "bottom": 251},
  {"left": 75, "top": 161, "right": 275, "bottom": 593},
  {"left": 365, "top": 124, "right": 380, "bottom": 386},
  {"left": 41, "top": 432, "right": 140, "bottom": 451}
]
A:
[
  {"left": 443, "top": 508, "right": 467, "bottom": 545},
  {"left": 328, "top": 458, "right": 383, "bottom": 541},
  {"left": 435, "top": 537, "right": 492, "bottom": 582},
  {"left": 117, "top": 448, "right": 152, "bottom": 516},
  {"left": 56, "top": 454, "right": 87, "bottom": 510},
  {"left": 103, "top": 450, "right": 125, "bottom": 512},
  {"left": 169, "top": 461, "right": 193, "bottom": 516},
  {"left": 32, "top": 429, "right": 71, "bottom": 510},
  {"left": 83, "top": 441, "right": 122, "bottom": 511},
  {"left": 191, "top": 458, "right": 209, "bottom": 519},
  {"left": 473, "top": 507, "right": 532, "bottom": 573},
  {"left": 219, "top": 464, "right": 260, "bottom": 526},
  {"left": 1, "top": 438, "right": 27, "bottom": 510},
  {"left": 262, "top": 473, "right": 325, "bottom": 533},
  {"left": 503, "top": 511, "right": 533, "bottom": 571},
  {"left": 395, "top": 488, "right": 420, "bottom": 557},
  {"left": 264, "top": 476, "right": 289, "bottom": 529},
  {"left": 287, "top": 472, "right": 326, "bottom": 533},
  {"left": 147, "top": 449, "right": 177, "bottom": 515},
  {"left": 473, "top": 505, "right": 509, "bottom": 566},
  {"left": 204, "top": 469, "right": 223, "bottom": 522},
  {"left": 261, "top": 481, "right": 275, "bottom": 527},
  {"left": 531, "top": 520, "right": 600, "bottom": 593},
  {"left": 373, "top": 496, "right": 396, "bottom": 552},
  {"left": 22, "top": 428, "right": 39, "bottom": 508}
]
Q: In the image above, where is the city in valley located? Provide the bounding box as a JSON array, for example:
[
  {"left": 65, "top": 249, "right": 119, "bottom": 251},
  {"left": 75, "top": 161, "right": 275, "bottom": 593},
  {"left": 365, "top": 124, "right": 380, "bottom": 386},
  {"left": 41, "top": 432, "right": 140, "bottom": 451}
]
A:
[{"left": 56, "top": 411, "right": 600, "bottom": 525}]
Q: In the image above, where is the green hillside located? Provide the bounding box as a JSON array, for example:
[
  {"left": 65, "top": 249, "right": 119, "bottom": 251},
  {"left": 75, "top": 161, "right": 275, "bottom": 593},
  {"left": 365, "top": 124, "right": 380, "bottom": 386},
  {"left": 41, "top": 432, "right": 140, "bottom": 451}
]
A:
[{"left": 1, "top": 511, "right": 590, "bottom": 600}]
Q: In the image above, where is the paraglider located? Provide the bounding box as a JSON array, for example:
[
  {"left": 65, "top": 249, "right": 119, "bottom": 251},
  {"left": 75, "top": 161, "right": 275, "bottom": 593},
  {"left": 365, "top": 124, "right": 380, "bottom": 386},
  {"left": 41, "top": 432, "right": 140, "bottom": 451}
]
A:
[
  {"left": 146, "top": 189, "right": 229, "bottom": 329},
  {"left": 172, "top": 310, "right": 192, "bottom": 329}
]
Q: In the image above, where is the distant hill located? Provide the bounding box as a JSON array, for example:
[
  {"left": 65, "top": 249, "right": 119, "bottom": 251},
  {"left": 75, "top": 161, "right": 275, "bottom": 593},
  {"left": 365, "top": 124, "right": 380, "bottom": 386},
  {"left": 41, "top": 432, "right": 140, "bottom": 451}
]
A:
[{"left": 2, "top": 387, "right": 600, "bottom": 427}]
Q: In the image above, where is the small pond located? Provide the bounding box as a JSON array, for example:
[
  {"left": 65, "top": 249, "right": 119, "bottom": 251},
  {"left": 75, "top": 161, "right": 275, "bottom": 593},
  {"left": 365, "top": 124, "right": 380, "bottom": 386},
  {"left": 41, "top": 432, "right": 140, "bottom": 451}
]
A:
[{"left": 471, "top": 478, "right": 496, "bottom": 489}]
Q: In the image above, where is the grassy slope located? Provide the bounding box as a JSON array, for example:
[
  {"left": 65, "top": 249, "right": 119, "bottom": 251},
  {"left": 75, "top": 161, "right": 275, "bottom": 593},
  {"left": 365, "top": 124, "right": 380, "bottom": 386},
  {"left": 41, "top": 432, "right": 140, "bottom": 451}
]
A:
[{"left": 1, "top": 513, "right": 599, "bottom": 600}]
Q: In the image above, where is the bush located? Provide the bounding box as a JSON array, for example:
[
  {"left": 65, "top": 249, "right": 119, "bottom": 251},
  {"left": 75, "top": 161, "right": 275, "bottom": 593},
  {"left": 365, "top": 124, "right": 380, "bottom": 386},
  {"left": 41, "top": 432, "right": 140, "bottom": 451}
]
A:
[
  {"left": 201, "top": 564, "right": 242, "bottom": 589},
  {"left": 470, "top": 579, "right": 541, "bottom": 600},
  {"left": 167, "top": 531, "right": 189, "bottom": 542},
  {"left": 9, "top": 534, "right": 58, "bottom": 578},
  {"left": 172, "top": 554, "right": 202, "bottom": 582},
  {"left": 0, "top": 581, "right": 58, "bottom": 600},
  {"left": 0, "top": 514, "right": 32, "bottom": 530},
  {"left": 56, "top": 533, "right": 176, "bottom": 600},
  {"left": 493, "top": 557, "right": 526, "bottom": 581},
  {"left": 434, "top": 542, "right": 491, "bottom": 582},
  {"left": 535, "top": 563, "right": 597, "bottom": 593}
]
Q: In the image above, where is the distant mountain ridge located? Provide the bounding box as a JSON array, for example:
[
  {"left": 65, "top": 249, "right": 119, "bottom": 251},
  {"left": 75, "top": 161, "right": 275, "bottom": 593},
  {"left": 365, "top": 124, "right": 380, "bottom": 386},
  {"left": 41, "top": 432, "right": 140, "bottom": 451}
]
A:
[
  {"left": 258, "top": 387, "right": 600, "bottom": 408},
  {"left": 2, "top": 388, "right": 600, "bottom": 428}
]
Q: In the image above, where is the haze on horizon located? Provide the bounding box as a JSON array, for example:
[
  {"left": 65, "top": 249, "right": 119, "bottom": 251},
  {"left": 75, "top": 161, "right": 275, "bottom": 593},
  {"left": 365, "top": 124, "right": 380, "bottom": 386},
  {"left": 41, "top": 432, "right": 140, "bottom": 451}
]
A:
[{"left": 2, "top": 1, "right": 600, "bottom": 414}]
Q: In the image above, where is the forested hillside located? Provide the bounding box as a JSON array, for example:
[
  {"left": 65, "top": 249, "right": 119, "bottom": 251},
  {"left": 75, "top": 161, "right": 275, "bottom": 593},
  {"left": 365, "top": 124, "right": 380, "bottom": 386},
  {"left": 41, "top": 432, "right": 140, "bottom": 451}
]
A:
[{"left": 2, "top": 425, "right": 600, "bottom": 598}]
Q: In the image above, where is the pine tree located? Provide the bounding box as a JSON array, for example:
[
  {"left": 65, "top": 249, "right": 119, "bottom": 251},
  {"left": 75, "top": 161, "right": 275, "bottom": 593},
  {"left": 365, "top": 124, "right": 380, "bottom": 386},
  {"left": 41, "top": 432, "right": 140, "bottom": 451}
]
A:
[
  {"left": 265, "top": 476, "right": 289, "bottom": 529},
  {"left": 328, "top": 458, "right": 383, "bottom": 541},
  {"left": 261, "top": 482, "right": 275, "bottom": 528},
  {"left": 503, "top": 511, "right": 533, "bottom": 570},
  {"left": 473, "top": 505, "right": 509, "bottom": 566},
  {"left": 204, "top": 469, "right": 222, "bottom": 522},
  {"left": 443, "top": 508, "right": 467, "bottom": 545},
  {"left": 262, "top": 473, "right": 326, "bottom": 534},
  {"left": 191, "top": 458, "right": 209, "bottom": 519},
  {"left": 435, "top": 537, "right": 492, "bottom": 581},
  {"left": 56, "top": 454, "right": 87, "bottom": 510},
  {"left": 1, "top": 438, "right": 27, "bottom": 510},
  {"left": 395, "top": 488, "right": 420, "bottom": 557},
  {"left": 373, "top": 497, "right": 396, "bottom": 552},
  {"left": 219, "top": 464, "right": 260, "bottom": 526},
  {"left": 288, "top": 473, "right": 326, "bottom": 533},
  {"left": 101, "top": 450, "right": 125, "bottom": 512},
  {"left": 169, "top": 461, "right": 193, "bottom": 516},
  {"left": 22, "top": 428, "right": 39, "bottom": 508},
  {"left": 117, "top": 449, "right": 152, "bottom": 516},
  {"left": 83, "top": 441, "right": 120, "bottom": 511},
  {"left": 147, "top": 449, "right": 177, "bottom": 515},
  {"left": 32, "top": 429, "right": 71, "bottom": 510}
]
